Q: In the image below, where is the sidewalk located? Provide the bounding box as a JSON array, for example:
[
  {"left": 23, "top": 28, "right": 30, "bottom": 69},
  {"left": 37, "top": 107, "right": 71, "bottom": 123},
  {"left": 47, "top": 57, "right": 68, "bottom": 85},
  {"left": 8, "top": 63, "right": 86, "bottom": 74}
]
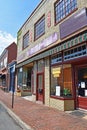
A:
[{"left": 0, "top": 89, "right": 87, "bottom": 130}]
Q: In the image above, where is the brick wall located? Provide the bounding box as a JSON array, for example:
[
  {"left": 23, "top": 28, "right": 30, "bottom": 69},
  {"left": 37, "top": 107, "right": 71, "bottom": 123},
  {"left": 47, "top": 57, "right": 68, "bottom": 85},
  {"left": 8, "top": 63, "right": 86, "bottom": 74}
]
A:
[
  {"left": 64, "top": 100, "right": 74, "bottom": 111},
  {"left": 44, "top": 58, "right": 50, "bottom": 106},
  {"left": 50, "top": 98, "right": 64, "bottom": 111}
]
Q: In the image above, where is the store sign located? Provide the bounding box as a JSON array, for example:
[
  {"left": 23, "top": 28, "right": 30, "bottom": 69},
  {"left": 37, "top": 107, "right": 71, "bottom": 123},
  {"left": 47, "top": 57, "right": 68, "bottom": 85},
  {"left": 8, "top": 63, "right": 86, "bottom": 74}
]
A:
[{"left": 27, "top": 32, "right": 58, "bottom": 56}]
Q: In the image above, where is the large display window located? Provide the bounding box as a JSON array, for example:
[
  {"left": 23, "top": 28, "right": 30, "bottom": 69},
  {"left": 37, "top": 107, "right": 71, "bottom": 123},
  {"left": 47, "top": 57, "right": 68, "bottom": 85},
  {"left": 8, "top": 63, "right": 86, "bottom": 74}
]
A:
[
  {"left": 51, "top": 64, "right": 73, "bottom": 98},
  {"left": 17, "top": 67, "right": 23, "bottom": 88}
]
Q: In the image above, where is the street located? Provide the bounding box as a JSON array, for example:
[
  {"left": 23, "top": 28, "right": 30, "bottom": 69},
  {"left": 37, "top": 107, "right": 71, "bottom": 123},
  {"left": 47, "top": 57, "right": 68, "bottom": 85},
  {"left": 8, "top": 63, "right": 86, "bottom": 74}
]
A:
[{"left": 0, "top": 103, "right": 23, "bottom": 130}]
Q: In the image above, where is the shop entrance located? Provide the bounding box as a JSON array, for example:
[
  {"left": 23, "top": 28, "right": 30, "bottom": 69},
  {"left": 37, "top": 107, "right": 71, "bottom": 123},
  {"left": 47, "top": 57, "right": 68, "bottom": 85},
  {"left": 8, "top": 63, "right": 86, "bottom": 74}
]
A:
[
  {"left": 75, "top": 66, "right": 87, "bottom": 109},
  {"left": 36, "top": 73, "right": 44, "bottom": 103}
]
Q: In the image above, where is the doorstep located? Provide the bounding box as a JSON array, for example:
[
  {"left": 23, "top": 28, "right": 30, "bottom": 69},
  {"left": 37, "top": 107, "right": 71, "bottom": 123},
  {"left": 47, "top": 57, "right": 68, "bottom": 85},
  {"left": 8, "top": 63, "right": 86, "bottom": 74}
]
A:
[{"left": 66, "top": 109, "right": 87, "bottom": 120}]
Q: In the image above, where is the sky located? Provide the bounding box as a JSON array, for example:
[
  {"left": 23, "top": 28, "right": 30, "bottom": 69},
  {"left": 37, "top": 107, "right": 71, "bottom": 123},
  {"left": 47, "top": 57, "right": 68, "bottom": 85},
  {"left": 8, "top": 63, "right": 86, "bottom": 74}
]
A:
[{"left": 0, "top": 0, "right": 40, "bottom": 55}]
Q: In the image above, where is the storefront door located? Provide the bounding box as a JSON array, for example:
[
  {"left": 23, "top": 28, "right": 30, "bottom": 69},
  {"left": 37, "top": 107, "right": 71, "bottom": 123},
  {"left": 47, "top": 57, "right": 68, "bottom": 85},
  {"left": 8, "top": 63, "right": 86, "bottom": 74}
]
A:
[
  {"left": 36, "top": 73, "right": 44, "bottom": 102},
  {"left": 75, "top": 66, "right": 87, "bottom": 109}
]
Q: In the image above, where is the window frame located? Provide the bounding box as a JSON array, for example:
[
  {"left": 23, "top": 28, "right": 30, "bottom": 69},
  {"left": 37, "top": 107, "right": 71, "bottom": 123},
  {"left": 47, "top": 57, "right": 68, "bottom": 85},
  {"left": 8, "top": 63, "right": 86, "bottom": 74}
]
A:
[
  {"left": 63, "top": 43, "right": 87, "bottom": 61},
  {"left": 54, "top": 0, "right": 77, "bottom": 24},
  {"left": 50, "top": 63, "right": 73, "bottom": 99},
  {"left": 22, "top": 31, "right": 29, "bottom": 50},
  {"left": 34, "top": 15, "right": 45, "bottom": 41}
]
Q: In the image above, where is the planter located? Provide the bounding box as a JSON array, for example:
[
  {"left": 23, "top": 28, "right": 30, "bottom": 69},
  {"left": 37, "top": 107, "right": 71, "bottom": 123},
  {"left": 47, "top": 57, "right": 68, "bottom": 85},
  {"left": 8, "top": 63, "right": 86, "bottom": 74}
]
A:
[
  {"left": 16, "top": 92, "right": 21, "bottom": 96},
  {"left": 21, "top": 90, "right": 32, "bottom": 96},
  {"left": 16, "top": 90, "right": 32, "bottom": 97}
]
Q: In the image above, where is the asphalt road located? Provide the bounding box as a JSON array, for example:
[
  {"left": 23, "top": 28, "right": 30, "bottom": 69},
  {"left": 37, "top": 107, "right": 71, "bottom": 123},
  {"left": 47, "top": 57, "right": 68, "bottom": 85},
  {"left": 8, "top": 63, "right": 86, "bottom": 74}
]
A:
[{"left": 0, "top": 103, "right": 23, "bottom": 130}]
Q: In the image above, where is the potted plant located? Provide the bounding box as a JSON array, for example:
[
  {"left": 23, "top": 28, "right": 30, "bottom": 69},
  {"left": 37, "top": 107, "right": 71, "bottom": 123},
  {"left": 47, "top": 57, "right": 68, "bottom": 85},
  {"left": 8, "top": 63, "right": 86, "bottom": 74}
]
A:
[{"left": 63, "top": 88, "right": 71, "bottom": 96}]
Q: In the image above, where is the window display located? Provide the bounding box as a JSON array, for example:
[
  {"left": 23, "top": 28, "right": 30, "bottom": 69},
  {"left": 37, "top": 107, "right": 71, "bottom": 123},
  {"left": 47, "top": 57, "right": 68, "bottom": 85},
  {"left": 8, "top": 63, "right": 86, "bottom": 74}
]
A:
[{"left": 51, "top": 64, "right": 72, "bottom": 97}]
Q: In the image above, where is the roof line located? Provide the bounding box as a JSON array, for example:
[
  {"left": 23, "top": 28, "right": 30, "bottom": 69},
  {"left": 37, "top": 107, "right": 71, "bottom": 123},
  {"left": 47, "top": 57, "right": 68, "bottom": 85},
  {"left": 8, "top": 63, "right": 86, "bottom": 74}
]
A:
[{"left": 17, "top": 0, "right": 45, "bottom": 33}]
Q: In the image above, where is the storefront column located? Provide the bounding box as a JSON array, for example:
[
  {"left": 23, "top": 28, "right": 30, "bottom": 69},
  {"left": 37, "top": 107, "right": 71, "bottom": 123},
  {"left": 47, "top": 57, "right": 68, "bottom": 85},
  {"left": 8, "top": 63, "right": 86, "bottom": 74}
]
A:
[
  {"left": 32, "top": 61, "right": 37, "bottom": 101},
  {"left": 45, "top": 58, "right": 50, "bottom": 106}
]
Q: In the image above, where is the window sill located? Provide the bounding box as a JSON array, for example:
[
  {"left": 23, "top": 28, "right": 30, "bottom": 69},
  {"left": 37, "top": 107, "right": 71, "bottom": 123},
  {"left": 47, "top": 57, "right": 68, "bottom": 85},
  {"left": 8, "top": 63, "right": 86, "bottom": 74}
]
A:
[{"left": 50, "top": 95, "right": 74, "bottom": 100}]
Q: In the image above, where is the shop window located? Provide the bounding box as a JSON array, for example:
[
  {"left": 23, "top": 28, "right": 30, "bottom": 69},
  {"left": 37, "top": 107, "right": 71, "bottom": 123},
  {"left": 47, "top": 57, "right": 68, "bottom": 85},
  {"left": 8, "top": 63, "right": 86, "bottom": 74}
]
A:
[
  {"left": 51, "top": 53, "right": 62, "bottom": 65},
  {"left": 64, "top": 44, "right": 87, "bottom": 61},
  {"left": 63, "top": 64, "right": 72, "bottom": 96},
  {"left": 54, "top": 0, "right": 77, "bottom": 23},
  {"left": 51, "top": 65, "right": 63, "bottom": 96},
  {"left": 22, "top": 67, "right": 32, "bottom": 91},
  {"left": 34, "top": 15, "right": 45, "bottom": 40},
  {"left": 22, "top": 68, "right": 27, "bottom": 89},
  {"left": 23, "top": 31, "right": 29, "bottom": 49},
  {"left": 51, "top": 64, "right": 72, "bottom": 97},
  {"left": 17, "top": 68, "right": 23, "bottom": 88}
]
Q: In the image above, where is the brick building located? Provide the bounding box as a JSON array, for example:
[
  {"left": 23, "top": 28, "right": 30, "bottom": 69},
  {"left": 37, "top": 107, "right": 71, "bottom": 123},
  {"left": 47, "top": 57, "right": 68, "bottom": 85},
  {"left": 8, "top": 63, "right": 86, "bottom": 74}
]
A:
[
  {"left": 16, "top": 0, "right": 87, "bottom": 111},
  {"left": 0, "top": 42, "right": 17, "bottom": 91}
]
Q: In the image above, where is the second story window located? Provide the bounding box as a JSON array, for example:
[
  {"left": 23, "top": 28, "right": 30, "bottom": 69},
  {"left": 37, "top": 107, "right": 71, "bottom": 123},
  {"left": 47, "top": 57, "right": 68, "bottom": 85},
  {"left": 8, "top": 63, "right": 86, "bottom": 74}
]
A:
[
  {"left": 23, "top": 31, "right": 29, "bottom": 49},
  {"left": 34, "top": 15, "right": 45, "bottom": 40},
  {"left": 54, "top": 0, "right": 77, "bottom": 23}
]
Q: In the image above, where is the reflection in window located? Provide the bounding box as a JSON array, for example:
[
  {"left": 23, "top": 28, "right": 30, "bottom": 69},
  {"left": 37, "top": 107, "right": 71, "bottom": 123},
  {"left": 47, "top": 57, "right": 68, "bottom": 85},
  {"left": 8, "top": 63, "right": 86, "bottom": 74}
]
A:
[{"left": 51, "top": 64, "right": 72, "bottom": 97}]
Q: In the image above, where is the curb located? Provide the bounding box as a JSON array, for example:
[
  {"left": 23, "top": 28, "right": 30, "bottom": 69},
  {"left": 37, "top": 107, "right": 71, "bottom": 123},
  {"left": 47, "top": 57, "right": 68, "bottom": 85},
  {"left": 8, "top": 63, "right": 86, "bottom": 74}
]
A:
[{"left": 0, "top": 101, "right": 34, "bottom": 130}]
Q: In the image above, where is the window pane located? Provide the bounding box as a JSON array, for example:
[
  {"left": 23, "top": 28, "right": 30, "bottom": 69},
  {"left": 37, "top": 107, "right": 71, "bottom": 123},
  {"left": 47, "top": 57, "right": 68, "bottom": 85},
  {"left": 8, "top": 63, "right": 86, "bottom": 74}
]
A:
[
  {"left": 64, "top": 44, "right": 87, "bottom": 61},
  {"left": 23, "top": 31, "right": 29, "bottom": 49},
  {"left": 18, "top": 68, "right": 23, "bottom": 88},
  {"left": 63, "top": 64, "right": 72, "bottom": 96},
  {"left": 55, "top": 0, "right": 77, "bottom": 23},
  {"left": 50, "top": 64, "right": 72, "bottom": 97},
  {"left": 51, "top": 53, "right": 62, "bottom": 65},
  {"left": 35, "top": 16, "right": 45, "bottom": 39},
  {"left": 51, "top": 65, "right": 63, "bottom": 96}
]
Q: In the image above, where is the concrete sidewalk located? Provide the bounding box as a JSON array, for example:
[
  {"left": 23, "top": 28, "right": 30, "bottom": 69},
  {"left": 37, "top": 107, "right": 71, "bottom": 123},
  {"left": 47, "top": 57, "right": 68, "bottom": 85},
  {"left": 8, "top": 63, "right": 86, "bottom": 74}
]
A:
[{"left": 0, "top": 89, "right": 87, "bottom": 130}]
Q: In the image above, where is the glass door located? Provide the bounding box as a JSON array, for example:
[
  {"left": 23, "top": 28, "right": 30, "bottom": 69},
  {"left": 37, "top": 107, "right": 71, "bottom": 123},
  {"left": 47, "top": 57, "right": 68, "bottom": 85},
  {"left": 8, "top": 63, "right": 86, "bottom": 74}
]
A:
[{"left": 75, "top": 67, "right": 87, "bottom": 109}]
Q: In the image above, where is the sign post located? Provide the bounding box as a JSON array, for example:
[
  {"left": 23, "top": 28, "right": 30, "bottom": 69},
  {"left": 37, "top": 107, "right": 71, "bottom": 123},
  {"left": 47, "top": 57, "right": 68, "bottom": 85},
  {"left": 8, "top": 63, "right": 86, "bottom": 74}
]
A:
[{"left": 11, "top": 64, "right": 15, "bottom": 108}]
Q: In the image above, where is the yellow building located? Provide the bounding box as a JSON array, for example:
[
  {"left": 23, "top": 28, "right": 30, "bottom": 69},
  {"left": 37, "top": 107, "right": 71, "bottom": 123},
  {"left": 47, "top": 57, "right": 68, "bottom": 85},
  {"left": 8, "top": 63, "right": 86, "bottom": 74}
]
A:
[{"left": 16, "top": 0, "right": 87, "bottom": 111}]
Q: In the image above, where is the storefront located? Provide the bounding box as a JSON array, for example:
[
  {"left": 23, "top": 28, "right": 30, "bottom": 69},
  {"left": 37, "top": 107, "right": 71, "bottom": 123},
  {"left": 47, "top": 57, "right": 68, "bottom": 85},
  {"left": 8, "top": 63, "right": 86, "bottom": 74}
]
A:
[
  {"left": 49, "top": 31, "right": 87, "bottom": 110},
  {"left": 16, "top": 30, "right": 87, "bottom": 110},
  {"left": 17, "top": 63, "right": 33, "bottom": 96}
]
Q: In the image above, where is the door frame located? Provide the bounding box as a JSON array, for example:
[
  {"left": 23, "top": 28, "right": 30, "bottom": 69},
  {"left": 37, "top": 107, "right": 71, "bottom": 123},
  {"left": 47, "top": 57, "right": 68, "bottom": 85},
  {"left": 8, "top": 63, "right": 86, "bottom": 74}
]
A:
[
  {"left": 36, "top": 72, "right": 44, "bottom": 103},
  {"left": 74, "top": 66, "right": 79, "bottom": 109},
  {"left": 74, "top": 64, "right": 87, "bottom": 109}
]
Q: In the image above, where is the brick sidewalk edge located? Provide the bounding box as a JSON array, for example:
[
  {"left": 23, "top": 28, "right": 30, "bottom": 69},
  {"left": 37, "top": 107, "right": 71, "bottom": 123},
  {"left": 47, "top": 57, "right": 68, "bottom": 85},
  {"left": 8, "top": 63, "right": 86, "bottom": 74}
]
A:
[{"left": 0, "top": 101, "right": 34, "bottom": 130}]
